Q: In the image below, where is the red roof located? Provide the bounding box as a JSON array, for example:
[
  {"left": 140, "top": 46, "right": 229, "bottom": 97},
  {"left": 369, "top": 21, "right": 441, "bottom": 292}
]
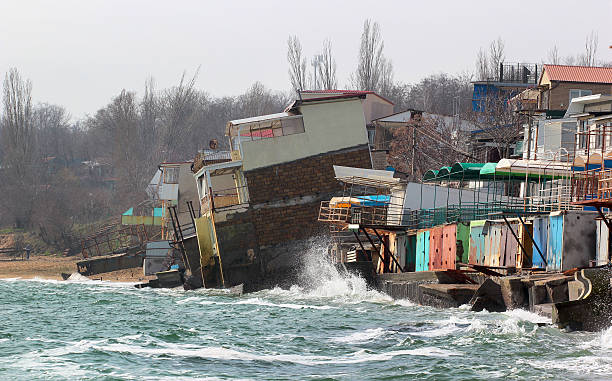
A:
[
  {"left": 543, "top": 64, "right": 612, "bottom": 84},
  {"left": 300, "top": 89, "right": 394, "bottom": 105}
]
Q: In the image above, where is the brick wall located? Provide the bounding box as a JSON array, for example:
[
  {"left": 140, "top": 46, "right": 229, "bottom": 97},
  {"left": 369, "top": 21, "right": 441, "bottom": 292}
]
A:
[{"left": 244, "top": 145, "right": 371, "bottom": 204}]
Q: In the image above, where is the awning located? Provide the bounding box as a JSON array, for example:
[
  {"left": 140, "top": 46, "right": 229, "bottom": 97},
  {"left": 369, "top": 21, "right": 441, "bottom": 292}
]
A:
[
  {"left": 493, "top": 158, "right": 572, "bottom": 179},
  {"left": 449, "top": 162, "right": 486, "bottom": 180}
]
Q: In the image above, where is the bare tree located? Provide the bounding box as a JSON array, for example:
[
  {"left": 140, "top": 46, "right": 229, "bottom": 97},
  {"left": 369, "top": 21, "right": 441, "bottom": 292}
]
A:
[
  {"left": 354, "top": 19, "right": 386, "bottom": 91},
  {"left": 563, "top": 55, "right": 577, "bottom": 66},
  {"left": 287, "top": 35, "right": 307, "bottom": 93},
  {"left": 476, "top": 48, "right": 489, "bottom": 80},
  {"left": 317, "top": 39, "right": 337, "bottom": 90},
  {"left": 0, "top": 68, "right": 36, "bottom": 227},
  {"left": 467, "top": 93, "right": 525, "bottom": 160},
  {"left": 582, "top": 30, "right": 598, "bottom": 66},
  {"left": 488, "top": 37, "right": 505, "bottom": 79},
  {"left": 378, "top": 58, "right": 394, "bottom": 97},
  {"left": 475, "top": 38, "right": 505, "bottom": 81},
  {"left": 389, "top": 115, "right": 469, "bottom": 181},
  {"left": 547, "top": 46, "right": 560, "bottom": 65}
]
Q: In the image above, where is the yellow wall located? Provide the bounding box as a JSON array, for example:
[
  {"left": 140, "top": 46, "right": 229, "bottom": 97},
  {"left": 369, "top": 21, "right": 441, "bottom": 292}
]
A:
[
  {"left": 539, "top": 70, "right": 551, "bottom": 87},
  {"left": 241, "top": 99, "right": 368, "bottom": 171},
  {"left": 195, "top": 216, "right": 215, "bottom": 264}
]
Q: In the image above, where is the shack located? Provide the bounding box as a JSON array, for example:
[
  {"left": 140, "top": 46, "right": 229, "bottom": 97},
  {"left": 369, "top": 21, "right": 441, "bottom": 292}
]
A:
[{"left": 191, "top": 94, "right": 373, "bottom": 291}]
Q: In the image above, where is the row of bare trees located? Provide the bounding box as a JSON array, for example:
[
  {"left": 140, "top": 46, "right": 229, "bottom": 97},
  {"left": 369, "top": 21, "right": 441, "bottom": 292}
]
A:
[
  {"left": 287, "top": 19, "right": 394, "bottom": 96},
  {"left": 0, "top": 68, "right": 288, "bottom": 247}
]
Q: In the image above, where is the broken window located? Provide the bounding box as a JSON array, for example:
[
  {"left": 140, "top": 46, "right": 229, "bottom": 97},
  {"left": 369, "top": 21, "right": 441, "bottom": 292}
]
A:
[
  {"left": 163, "top": 167, "right": 179, "bottom": 184},
  {"left": 240, "top": 116, "right": 305, "bottom": 141}
]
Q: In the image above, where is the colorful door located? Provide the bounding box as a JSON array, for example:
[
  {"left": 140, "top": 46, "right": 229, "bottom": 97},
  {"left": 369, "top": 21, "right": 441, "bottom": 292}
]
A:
[
  {"left": 500, "top": 222, "right": 518, "bottom": 268},
  {"left": 442, "top": 224, "right": 457, "bottom": 270},
  {"left": 416, "top": 230, "right": 430, "bottom": 272},
  {"left": 548, "top": 214, "right": 564, "bottom": 271},
  {"left": 517, "top": 222, "right": 533, "bottom": 269},
  {"left": 532, "top": 217, "right": 548, "bottom": 269},
  {"left": 429, "top": 226, "right": 444, "bottom": 270},
  {"left": 456, "top": 223, "right": 471, "bottom": 265},
  {"left": 469, "top": 221, "right": 487, "bottom": 265},
  {"left": 405, "top": 234, "right": 417, "bottom": 272}
]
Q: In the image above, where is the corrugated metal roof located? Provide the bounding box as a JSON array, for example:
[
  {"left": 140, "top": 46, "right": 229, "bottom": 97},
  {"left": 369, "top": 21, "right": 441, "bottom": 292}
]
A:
[
  {"left": 375, "top": 110, "right": 413, "bottom": 123},
  {"left": 300, "top": 89, "right": 394, "bottom": 105},
  {"left": 543, "top": 64, "right": 612, "bottom": 84},
  {"left": 228, "top": 112, "right": 290, "bottom": 126}
]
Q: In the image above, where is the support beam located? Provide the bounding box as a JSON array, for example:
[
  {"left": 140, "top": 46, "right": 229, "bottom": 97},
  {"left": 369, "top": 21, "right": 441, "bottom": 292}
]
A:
[
  {"left": 501, "top": 215, "right": 531, "bottom": 267},
  {"left": 514, "top": 213, "right": 547, "bottom": 266},
  {"left": 353, "top": 231, "right": 370, "bottom": 261},
  {"left": 372, "top": 228, "right": 404, "bottom": 273},
  {"left": 594, "top": 206, "right": 612, "bottom": 263}
]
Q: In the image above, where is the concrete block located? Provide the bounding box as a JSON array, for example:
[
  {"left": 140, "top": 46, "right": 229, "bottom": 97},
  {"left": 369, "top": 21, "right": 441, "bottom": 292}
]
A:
[
  {"left": 469, "top": 279, "right": 506, "bottom": 312},
  {"left": 529, "top": 284, "right": 549, "bottom": 308},
  {"left": 568, "top": 280, "right": 585, "bottom": 301},
  {"left": 500, "top": 276, "right": 528, "bottom": 310},
  {"left": 547, "top": 281, "right": 569, "bottom": 303}
]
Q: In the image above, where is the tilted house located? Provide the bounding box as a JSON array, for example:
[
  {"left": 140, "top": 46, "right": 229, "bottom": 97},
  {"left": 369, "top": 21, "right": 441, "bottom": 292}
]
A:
[{"left": 192, "top": 94, "right": 373, "bottom": 290}]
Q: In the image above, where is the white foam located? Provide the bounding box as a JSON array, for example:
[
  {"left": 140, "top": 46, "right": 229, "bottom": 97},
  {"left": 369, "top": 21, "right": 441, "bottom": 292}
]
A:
[
  {"left": 599, "top": 326, "right": 612, "bottom": 349},
  {"left": 236, "top": 297, "right": 333, "bottom": 310},
  {"left": 98, "top": 343, "right": 461, "bottom": 365},
  {"left": 393, "top": 299, "right": 415, "bottom": 307},
  {"left": 66, "top": 272, "right": 93, "bottom": 282},
  {"left": 331, "top": 328, "right": 386, "bottom": 344},
  {"left": 502, "top": 309, "right": 551, "bottom": 325}
]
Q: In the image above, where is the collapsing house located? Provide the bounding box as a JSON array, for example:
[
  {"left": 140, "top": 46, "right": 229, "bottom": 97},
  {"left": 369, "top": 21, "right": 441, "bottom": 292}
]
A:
[{"left": 188, "top": 93, "right": 373, "bottom": 291}]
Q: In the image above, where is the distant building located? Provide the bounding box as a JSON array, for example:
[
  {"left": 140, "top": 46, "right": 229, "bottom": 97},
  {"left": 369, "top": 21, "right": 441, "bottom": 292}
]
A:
[
  {"left": 190, "top": 93, "right": 373, "bottom": 291},
  {"left": 536, "top": 64, "right": 612, "bottom": 115},
  {"left": 472, "top": 62, "right": 540, "bottom": 113}
]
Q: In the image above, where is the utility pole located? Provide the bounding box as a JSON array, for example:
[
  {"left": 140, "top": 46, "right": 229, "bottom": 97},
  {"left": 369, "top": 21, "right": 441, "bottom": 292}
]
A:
[{"left": 411, "top": 125, "right": 416, "bottom": 178}]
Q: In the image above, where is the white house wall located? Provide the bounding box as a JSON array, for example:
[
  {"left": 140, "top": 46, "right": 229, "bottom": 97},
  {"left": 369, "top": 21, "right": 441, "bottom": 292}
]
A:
[{"left": 240, "top": 99, "right": 368, "bottom": 171}]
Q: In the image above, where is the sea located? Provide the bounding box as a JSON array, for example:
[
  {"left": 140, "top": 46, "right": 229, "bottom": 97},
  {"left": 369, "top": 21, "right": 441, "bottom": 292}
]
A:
[{"left": 1, "top": 246, "right": 611, "bottom": 381}]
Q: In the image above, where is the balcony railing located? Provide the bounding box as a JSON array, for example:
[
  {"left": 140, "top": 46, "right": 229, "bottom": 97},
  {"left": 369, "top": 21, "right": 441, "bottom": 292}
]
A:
[{"left": 201, "top": 185, "right": 248, "bottom": 214}]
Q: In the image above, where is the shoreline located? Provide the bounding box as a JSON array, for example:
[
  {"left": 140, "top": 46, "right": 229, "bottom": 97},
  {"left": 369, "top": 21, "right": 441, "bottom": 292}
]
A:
[{"left": 0, "top": 255, "right": 154, "bottom": 283}]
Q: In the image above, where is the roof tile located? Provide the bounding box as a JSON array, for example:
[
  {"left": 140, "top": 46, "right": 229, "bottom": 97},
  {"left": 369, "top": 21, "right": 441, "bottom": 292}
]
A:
[{"left": 543, "top": 64, "right": 612, "bottom": 84}]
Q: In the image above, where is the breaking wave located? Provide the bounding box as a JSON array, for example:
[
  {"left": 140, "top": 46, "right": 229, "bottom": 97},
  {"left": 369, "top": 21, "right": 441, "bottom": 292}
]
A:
[{"left": 264, "top": 240, "right": 391, "bottom": 303}]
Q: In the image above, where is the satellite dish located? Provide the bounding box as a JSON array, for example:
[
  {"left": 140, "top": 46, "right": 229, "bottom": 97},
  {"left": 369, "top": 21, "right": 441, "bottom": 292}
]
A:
[{"left": 209, "top": 139, "right": 218, "bottom": 150}]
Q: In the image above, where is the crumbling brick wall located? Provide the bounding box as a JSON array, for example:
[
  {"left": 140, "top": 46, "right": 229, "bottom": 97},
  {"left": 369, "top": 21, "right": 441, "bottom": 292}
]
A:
[
  {"left": 211, "top": 145, "right": 372, "bottom": 285},
  {"left": 244, "top": 145, "right": 371, "bottom": 204}
]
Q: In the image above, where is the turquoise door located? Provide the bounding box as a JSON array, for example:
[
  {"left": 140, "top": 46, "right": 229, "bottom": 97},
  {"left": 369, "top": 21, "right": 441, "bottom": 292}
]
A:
[
  {"left": 532, "top": 217, "right": 548, "bottom": 268},
  {"left": 548, "top": 215, "right": 564, "bottom": 271},
  {"left": 416, "top": 231, "right": 430, "bottom": 271}
]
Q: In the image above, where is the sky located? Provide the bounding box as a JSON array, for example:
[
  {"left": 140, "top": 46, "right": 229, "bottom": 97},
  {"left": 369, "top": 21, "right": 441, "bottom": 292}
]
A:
[{"left": 0, "top": 0, "right": 611, "bottom": 120}]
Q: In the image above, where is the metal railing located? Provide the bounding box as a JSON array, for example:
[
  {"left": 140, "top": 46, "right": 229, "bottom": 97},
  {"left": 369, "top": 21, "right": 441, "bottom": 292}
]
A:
[{"left": 201, "top": 185, "right": 249, "bottom": 214}]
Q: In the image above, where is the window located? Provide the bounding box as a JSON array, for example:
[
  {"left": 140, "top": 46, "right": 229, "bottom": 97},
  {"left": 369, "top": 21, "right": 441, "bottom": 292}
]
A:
[
  {"left": 163, "top": 167, "right": 179, "bottom": 184},
  {"left": 367, "top": 129, "right": 375, "bottom": 146},
  {"left": 240, "top": 116, "right": 305, "bottom": 141},
  {"left": 569, "top": 89, "right": 592, "bottom": 104},
  {"left": 579, "top": 119, "right": 588, "bottom": 149}
]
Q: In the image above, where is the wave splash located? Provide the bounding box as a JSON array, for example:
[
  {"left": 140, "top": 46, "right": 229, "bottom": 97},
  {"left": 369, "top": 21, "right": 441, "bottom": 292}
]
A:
[{"left": 263, "top": 240, "right": 390, "bottom": 304}]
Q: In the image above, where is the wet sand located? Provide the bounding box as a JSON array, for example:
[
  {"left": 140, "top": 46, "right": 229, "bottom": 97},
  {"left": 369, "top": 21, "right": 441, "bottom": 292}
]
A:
[{"left": 0, "top": 255, "right": 153, "bottom": 282}]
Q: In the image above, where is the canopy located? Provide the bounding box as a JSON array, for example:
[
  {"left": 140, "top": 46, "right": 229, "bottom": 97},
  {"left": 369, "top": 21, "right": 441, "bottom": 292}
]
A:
[
  {"left": 423, "top": 169, "right": 439, "bottom": 181},
  {"left": 493, "top": 158, "right": 572, "bottom": 179},
  {"left": 449, "top": 162, "right": 486, "bottom": 180}
]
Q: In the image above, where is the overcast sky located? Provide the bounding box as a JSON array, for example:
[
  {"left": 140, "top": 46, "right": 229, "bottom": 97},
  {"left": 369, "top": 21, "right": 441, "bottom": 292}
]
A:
[{"left": 1, "top": 0, "right": 611, "bottom": 120}]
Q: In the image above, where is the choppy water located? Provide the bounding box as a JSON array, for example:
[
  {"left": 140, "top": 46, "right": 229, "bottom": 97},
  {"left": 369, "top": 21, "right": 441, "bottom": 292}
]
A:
[{"left": 1, "top": 248, "right": 611, "bottom": 380}]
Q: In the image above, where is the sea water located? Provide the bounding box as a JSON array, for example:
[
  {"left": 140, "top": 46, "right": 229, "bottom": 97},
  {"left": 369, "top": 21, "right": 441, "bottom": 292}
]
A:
[{"left": 1, "top": 246, "right": 611, "bottom": 380}]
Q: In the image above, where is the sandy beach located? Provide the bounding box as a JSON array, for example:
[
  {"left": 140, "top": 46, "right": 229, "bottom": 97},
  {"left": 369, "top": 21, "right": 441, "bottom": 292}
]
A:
[{"left": 0, "top": 255, "right": 154, "bottom": 282}]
